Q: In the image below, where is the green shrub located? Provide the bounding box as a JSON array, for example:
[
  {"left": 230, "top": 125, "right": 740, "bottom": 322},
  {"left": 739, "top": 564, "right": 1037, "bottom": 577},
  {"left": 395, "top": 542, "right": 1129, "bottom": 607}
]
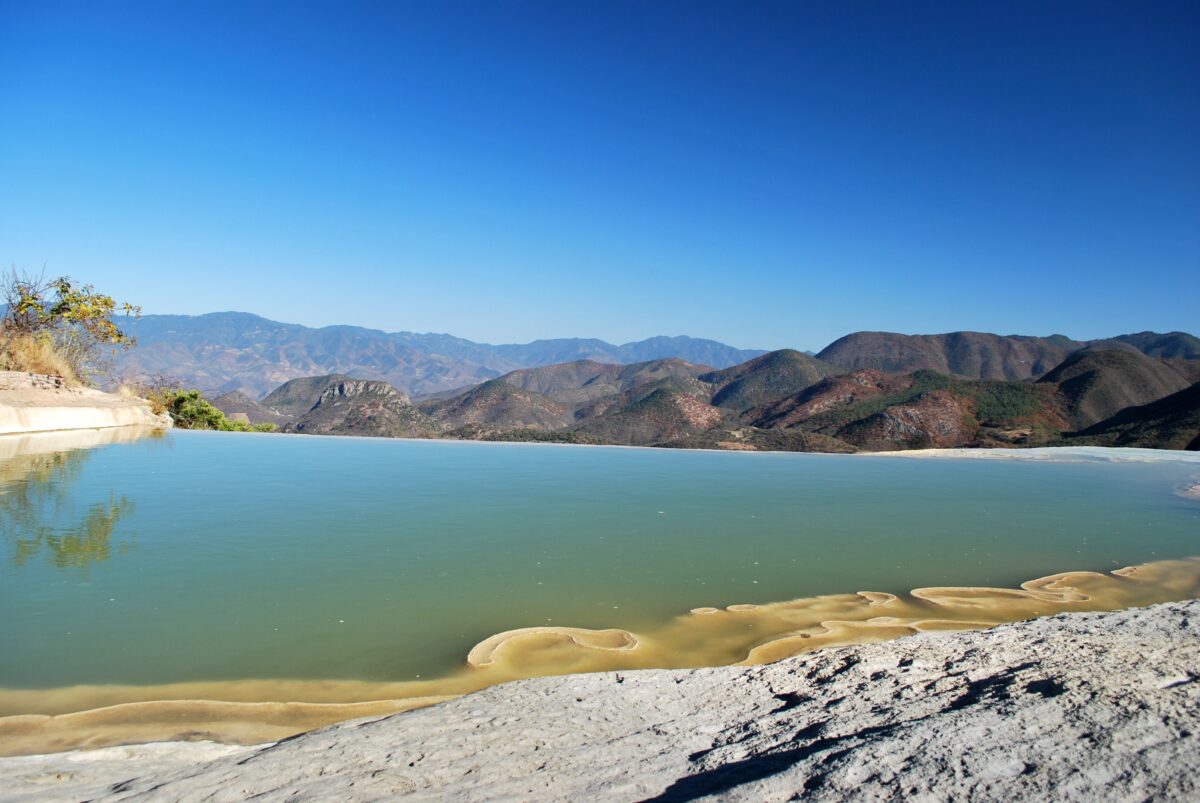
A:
[
  {"left": 481, "top": 428, "right": 602, "bottom": 444},
  {"left": 150, "top": 389, "right": 276, "bottom": 433},
  {"left": 960, "top": 381, "right": 1044, "bottom": 423}
]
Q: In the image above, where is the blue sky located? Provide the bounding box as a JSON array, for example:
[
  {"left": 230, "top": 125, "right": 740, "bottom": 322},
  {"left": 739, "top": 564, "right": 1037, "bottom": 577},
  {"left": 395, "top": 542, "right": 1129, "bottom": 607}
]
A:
[{"left": 1, "top": 1, "right": 1196, "bottom": 350}]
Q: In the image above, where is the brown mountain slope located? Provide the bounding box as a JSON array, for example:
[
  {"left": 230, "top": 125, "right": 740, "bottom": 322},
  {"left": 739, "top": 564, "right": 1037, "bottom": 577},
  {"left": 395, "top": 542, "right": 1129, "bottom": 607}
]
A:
[
  {"left": 836, "top": 390, "right": 980, "bottom": 450},
  {"left": 743, "top": 370, "right": 912, "bottom": 429},
  {"left": 1165, "top": 359, "right": 1200, "bottom": 384},
  {"left": 701, "top": 350, "right": 841, "bottom": 410},
  {"left": 1037, "top": 348, "right": 1193, "bottom": 430},
  {"left": 499, "top": 358, "right": 710, "bottom": 411},
  {"left": 571, "top": 377, "right": 723, "bottom": 446},
  {"left": 742, "top": 370, "right": 1067, "bottom": 450},
  {"left": 421, "top": 380, "right": 571, "bottom": 430},
  {"left": 281, "top": 377, "right": 441, "bottom": 438},
  {"left": 816, "top": 332, "right": 1082, "bottom": 380},
  {"left": 1067, "top": 381, "right": 1200, "bottom": 450},
  {"left": 261, "top": 374, "right": 353, "bottom": 418},
  {"left": 497, "top": 360, "right": 617, "bottom": 398}
]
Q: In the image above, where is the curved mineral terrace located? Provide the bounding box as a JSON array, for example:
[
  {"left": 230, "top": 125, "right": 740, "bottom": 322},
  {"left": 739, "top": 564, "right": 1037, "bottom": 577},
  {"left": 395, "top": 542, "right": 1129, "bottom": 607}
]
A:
[{"left": 466, "top": 627, "right": 640, "bottom": 668}]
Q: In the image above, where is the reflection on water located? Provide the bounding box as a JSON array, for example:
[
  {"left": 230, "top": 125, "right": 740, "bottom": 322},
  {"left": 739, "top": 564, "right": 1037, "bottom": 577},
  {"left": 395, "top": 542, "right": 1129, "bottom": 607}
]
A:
[
  {"left": 8, "top": 493, "right": 135, "bottom": 569},
  {"left": 0, "top": 428, "right": 158, "bottom": 570}
]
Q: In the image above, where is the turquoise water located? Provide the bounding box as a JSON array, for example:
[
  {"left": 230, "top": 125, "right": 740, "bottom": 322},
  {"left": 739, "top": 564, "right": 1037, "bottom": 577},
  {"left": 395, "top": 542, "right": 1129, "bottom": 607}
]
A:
[{"left": 2, "top": 430, "right": 1198, "bottom": 689}]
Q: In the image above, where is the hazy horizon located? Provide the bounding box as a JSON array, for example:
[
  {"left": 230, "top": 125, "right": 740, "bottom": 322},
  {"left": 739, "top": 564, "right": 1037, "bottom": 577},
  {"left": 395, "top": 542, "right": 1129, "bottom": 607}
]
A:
[{"left": 125, "top": 305, "right": 1198, "bottom": 355}]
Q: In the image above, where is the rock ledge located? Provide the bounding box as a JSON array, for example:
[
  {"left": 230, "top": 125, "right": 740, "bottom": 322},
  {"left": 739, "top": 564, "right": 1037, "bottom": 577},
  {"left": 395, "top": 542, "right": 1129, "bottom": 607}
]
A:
[{"left": 0, "top": 371, "right": 169, "bottom": 434}]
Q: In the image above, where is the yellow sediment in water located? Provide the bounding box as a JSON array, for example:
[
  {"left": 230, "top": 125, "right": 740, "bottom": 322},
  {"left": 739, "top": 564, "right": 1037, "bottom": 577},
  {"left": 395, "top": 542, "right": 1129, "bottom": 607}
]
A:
[{"left": 1, "top": 556, "right": 1198, "bottom": 756}]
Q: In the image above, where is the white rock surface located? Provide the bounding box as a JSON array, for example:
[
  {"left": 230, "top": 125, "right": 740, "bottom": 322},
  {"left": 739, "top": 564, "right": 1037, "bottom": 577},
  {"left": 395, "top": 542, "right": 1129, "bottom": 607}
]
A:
[
  {"left": 1, "top": 601, "right": 1197, "bottom": 801},
  {"left": 0, "top": 371, "right": 169, "bottom": 434},
  {"left": 859, "top": 444, "right": 1200, "bottom": 464}
]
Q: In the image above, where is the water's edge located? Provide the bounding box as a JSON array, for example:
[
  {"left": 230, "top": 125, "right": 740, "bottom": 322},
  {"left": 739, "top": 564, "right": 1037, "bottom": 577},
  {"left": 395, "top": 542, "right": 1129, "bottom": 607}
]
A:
[
  {"left": 6, "top": 601, "right": 1193, "bottom": 801},
  {"left": 2, "top": 554, "right": 1198, "bottom": 757}
]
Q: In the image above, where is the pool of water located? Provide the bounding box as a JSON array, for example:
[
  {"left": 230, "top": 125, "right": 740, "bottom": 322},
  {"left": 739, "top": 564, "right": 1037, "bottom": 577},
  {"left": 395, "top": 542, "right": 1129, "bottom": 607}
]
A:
[{"left": 1, "top": 428, "right": 1198, "bottom": 752}]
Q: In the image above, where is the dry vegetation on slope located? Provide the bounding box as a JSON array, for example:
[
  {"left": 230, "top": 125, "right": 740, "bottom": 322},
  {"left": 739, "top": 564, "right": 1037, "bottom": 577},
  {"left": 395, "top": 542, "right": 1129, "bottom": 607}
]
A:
[
  {"left": 1036, "top": 347, "right": 1193, "bottom": 429},
  {"left": 207, "top": 331, "right": 1200, "bottom": 453}
]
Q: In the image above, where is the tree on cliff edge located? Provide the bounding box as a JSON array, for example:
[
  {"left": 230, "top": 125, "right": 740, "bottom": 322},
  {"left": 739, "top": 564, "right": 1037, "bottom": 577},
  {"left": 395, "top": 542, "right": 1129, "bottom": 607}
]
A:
[{"left": 0, "top": 268, "right": 140, "bottom": 384}]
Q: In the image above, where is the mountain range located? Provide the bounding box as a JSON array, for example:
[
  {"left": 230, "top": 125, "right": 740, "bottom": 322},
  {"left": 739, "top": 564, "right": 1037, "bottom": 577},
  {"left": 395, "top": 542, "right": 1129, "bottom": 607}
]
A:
[
  {"left": 207, "top": 328, "right": 1200, "bottom": 453},
  {"left": 114, "top": 312, "right": 1200, "bottom": 404},
  {"left": 113, "top": 312, "right": 767, "bottom": 397},
  {"left": 105, "top": 310, "right": 1199, "bottom": 452}
]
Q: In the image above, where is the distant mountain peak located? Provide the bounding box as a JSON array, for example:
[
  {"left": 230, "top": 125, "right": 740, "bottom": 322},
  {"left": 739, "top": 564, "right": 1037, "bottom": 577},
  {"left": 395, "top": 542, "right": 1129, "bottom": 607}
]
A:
[{"left": 116, "top": 311, "right": 765, "bottom": 398}]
